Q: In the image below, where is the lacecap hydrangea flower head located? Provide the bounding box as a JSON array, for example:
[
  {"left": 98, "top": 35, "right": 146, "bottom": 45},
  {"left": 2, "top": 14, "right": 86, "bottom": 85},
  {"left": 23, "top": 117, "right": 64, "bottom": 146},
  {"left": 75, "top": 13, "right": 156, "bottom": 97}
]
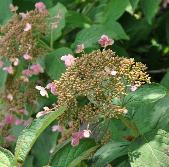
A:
[{"left": 49, "top": 48, "right": 150, "bottom": 143}]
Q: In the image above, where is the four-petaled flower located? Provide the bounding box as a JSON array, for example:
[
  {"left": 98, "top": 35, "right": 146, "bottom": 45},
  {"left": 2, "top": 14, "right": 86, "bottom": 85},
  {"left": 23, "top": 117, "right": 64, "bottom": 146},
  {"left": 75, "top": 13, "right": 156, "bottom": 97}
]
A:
[
  {"left": 61, "top": 54, "right": 76, "bottom": 67},
  {"left": 35, "top": 86, "right": 49, "bottom": 98},
  {"left": 46, "top": 82, "right": 57, "bottom": 95},
  {"left": 130, "top": 85, "right": 138, "bottom": 92},
  {"left": 98, "top": 35, "right": 114, "bottom": 48},
  {"left": 35, "top": 2, "right": 46, "bottom": 12},
  {"left": 3, "top": 66, "right": 14, "bottom": 74},
  {"left": 24, "top": 23, "right": 32, "bottom": 32},
  {"left": 23, "top": 53, "right": 32, "bottom": 60},
  {"left": 71, "top": 129, "right": 91, "bottom": 147}
]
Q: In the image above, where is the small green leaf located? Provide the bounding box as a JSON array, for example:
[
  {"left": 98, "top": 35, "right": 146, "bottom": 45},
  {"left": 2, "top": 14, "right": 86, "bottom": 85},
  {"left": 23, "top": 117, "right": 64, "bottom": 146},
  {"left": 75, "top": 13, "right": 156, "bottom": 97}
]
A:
[
  {"left": 72, "top": 21, "right": 128, "bottom": 50},
  {"left": 140, "top": 0, "right": 161, "bottom": 24},
  {"left": 45, "top": 47, "right": 73, "bottom": 80},
  {"left": 0, "top": 147, "right": 16, "bottom": 167},
  {"left": 92, "top": 141, "right": 130, "bottom": 167},
  {"left": 129, "top": 129, "right": 169, "bottom": 167},
  {"left": 50, "top": 138, "right": 97, "bottom": 167},
  {"left": 129, "top": 0, "right": 140, "bottom": 10},
  {"left": 15, "top": 106, "right": 66, "bottom": 163}
]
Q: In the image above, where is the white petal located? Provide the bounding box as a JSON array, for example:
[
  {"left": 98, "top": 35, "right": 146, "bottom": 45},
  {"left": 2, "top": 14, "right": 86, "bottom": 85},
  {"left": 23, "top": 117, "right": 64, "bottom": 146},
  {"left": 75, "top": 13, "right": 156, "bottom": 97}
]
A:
[{"left": 35, "top": 85, "right": 43, "bottom": 90}]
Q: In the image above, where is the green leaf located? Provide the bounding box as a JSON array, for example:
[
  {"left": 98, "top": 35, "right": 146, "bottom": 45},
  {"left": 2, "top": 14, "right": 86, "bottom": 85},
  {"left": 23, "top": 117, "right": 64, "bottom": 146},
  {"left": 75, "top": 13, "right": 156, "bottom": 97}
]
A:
[
  {"left": 125, "top": 84, "right": 167, "bottom": 104},
  {"left": 140, "top": 0, "right": 161, "bottom": 24},
  {"left": 72, "top": 21, "right": 128, "bottom": 50},
  {"left": 45, "top": 47, "right": 73, "bottom": 80},
  {"left": 15, "top": 106, "right": 66, "bottom": 163},
  {"left": 0, "top": 147, "right": 16, "bottom": 167},
  {"left": 50, "top": 138, "right": 97, "bottom": 167},
  {"left": 30, "top": 127, "right": 59, "bottom": 167},
  {"left": 129, "top": 129, "right": 169, "bottom": 167},
  {"left": 68, "top": 145, "right": 99, "bottom": 167},
  {"left": 0, "top": 0, "right": 12, "bottom": 25},
  {"left": 129, "top": 0, "right": 139, "bottom": 10},
  {"left": 47, "top": 3, "right": 67, "bottom": 43},
  {"left": 66, "top": 11, "right": 91, "bottom": 29},
  {"left": 161, "top": 70, "right": 169, "bottom": 89},
  {"left": 103, "top": 0, "right": 129, "bottom": 22},
  {"left": 92, "top": 141, "right": 130, "bottom": 167}
]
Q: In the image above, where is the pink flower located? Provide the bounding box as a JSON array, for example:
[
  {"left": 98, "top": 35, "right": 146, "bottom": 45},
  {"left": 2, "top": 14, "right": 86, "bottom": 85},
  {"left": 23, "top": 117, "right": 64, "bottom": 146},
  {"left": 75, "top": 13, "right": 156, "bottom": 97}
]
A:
[
  {"left": 4, "top": 114, "right": 15, "bottom": 125},
  {"left": 35, "top": 2, "right": 46, "bottom": 12},
  {"left": 75, "top": 44, "right": 84, "bottom": 53},
  {"left": 3, "top": 66, "right": 14, "bottom": 74},
  {"left": 71, "top": 131, "right": 84, "bottom": 147},
  {"left": 24, "top": 23, "right": 32, "bottom": 31},
  {"left": 23, "top": 53, "right": 32, "bottom": 60},
  {"left": 98, "top": 35, "right": 114, "bottom": 47},
  {"left": 61, "top": 54, "right": 76, "bottom": 67},
  {"left": 46, "top": 83, "right": 57, "bottom": 95},
  {"left": 30, "top": 64, "right": 44, "bottom": 75},
  {"left": 130, "top": 85, "right": 138, "bottom": 92},
  {"left": 71, "top": 129, "right": 91, "bottom": 147},
  {"left": 15, "top": 119, "right": 24, "bottom": 125},
  {"left": 17, "top": 109, "right": 28, "bottom": 115},
  {"left": 22, "top": 69, "right": 32, "bottom": 77},
  {"left": 51, "top": 125, "right": 64, "bottom": 132},
  {"left": 0, "top": 60, "right": 4, "bottom": 68},
  {"left": 7, "top": 94, "right": 13, "bottom": 101}
]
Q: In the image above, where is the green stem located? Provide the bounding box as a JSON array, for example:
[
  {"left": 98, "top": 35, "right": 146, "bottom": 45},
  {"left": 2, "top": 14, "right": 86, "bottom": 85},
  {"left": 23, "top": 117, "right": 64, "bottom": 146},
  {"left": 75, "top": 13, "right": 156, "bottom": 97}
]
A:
[{"left": 50, "top": 28, "right": 53, "bottom": 49}]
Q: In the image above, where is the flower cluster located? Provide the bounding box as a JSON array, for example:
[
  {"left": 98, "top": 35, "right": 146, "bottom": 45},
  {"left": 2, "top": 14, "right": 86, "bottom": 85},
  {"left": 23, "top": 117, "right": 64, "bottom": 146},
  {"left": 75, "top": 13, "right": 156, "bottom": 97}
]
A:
[{"left": 51, "top": 49, "right": 150, "bottom": 144}]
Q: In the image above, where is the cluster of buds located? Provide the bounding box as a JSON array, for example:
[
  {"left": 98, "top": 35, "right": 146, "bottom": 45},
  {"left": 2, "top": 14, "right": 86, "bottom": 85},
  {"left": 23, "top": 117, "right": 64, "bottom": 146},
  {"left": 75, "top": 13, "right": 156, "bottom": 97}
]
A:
[
  {"left": 0, "top": 2, "right": 49, "bottom": 77},
  {"left": 50, "top": 48, "right": 150, "bottom": 144}
]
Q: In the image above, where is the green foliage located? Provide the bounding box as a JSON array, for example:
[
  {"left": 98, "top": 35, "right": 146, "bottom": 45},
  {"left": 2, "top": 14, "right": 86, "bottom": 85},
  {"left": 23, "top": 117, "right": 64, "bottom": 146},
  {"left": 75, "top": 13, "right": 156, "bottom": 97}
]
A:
[
  {"left": 92, "top": 141, "right": 129, "bottom": 167},
  {"left": 129, "top": 129, "right": 169, "bottom": 167},
  {"left": 45, "top": 47, "right": 72, "bottom": 80},
  {"left": 15, "top": 106, "right": 66, "bottom": 163},
  {"left": 0, "top": 147, "right": 16, "bottom": 167},
  {"left": 0, "top": 0, "right": 12, "bottom": 25},
  {"left": 50, "top": 139, "right": 97, "bottom": 167},
  {"left": 72, "top": 21, "right": 128, "bottom": 50},
  {"left": 140, "top": 0, "right": 161, "bottom": 24}
]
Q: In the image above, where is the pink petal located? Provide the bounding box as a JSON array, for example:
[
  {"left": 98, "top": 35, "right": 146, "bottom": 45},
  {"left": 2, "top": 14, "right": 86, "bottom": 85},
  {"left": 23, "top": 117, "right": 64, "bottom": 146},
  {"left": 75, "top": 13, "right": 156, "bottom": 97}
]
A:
[
  {"left": 30, "top": 64, "right": 44, "bottom": 75},
  {"left": 51, "top": 125, "right": 64, "bottom": 132},
  {"left": 4, "top": 114, "right": 15, "bottom": 125},
  {"left": 23, "top": 53, "right": 32, "bottom": 60},
  {"left": 24, "top": 23, "right": 32, "bottom": 32},
  {"left": 35, "top": 2, "right": 46, "bottom": 12},
  {"left": 98, "top": 35, "right": 114, "bottom": 47},
  {"left": 3, "top": 66, "right": 14, "bottom": 74},
  {"left": 61, "top": 54, "right": 76, "bottom": 67}
]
